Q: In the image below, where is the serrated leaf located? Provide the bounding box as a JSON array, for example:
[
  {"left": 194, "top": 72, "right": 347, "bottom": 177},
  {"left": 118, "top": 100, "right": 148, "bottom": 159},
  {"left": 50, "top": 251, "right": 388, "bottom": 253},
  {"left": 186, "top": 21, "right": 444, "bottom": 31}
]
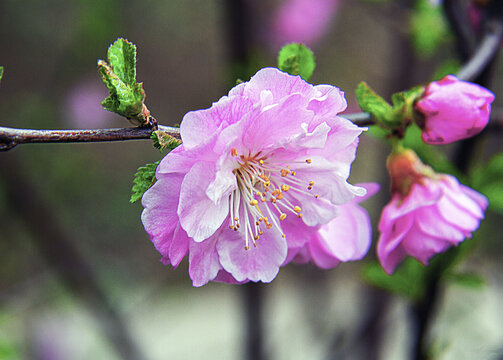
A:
[
  {"left": 355, "top": 82, "right": 393, "bottom": 125},
  {"left": 108, "top": 38, "right": 137, "bottom": 86},
  {"left": 98, "top": 38, "right": 146, "bottom": 124},
  {"left": 278, "top": 43, "right": 316, "bottom": 81},
  {"left": 130, "top": 161, "right": 159, "bottom": 203},
  {"left": 471, "top": 152, "right": 503, "bottom": 214},
  {"left": 411, "top": 0, "right": 450, "bottom": 58},
  {"left": 151, "top": 130, "right": 182, "bottom": 152}
]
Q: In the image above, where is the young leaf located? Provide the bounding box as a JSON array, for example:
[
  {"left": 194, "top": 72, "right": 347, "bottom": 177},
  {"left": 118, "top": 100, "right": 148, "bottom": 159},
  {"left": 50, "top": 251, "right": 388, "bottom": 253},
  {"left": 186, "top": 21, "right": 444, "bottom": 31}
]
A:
[
  {"left": 151, "top": 130, "right": 182, "bottom": 152},
  {"left": 355, "top": 82, "right": 393, "bottom": 126},
  {"left": 278, "top": 43, "right": 316, "bottom": 81},
  {"left": 98, "top": 38, "right": 147, "bottom": 125},
  {"left": 130, "top": 161, "right": 159, "bottom": 203}
]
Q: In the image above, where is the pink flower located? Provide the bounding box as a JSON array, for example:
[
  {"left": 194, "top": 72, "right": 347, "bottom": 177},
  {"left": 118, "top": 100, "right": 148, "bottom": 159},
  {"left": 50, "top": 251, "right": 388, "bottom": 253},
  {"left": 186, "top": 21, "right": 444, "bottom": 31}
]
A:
[
  {"left": 271, "top": 0, "right": 340, "bottom": 46},
  {"left": 415, "top": 75, "right": 495, "bottom": 145},
  {"left": 141, "top": 67, "right": 366, "bottom": 286},
  {"left": 377, "top": 150, "right": 488, "bottom": 274},
  {"left": 289, "top": 183, "right": 379, "bottom": 269}
]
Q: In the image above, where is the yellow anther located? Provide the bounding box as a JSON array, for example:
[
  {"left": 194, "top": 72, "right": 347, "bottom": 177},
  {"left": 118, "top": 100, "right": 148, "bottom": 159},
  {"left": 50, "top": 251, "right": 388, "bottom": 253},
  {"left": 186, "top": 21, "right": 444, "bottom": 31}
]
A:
[
  {"left": 266, "top": 223, "right": 273, "bottom": 229},
  {"left": 276, "top": 193, "right": 283, "bottom": 200},
  {"left": 229, "top": 225, "right": 234, "bottom": 230},
  {"left": 314, "top": 194, "right": 319, "bottom": 198},
  {"left": 265, "top": 181, "right": 271, "bottom": 187},
  {"left": 264, "top": 188, "right": 269, "bottom": 192},
  {"left": 245, "top": 246, "right": 249, "bottom": 250},
  {"left": 270, "top": 198, "right": 277, "bottom": 203},
  {"left": 259, "top": 230, "right": 263, "bottom": 235},
  {"left": 291, "top": 171, "right": 296, "bottom": 176},
  {"left": 261, "top": 198, "right": 266, "bottom": 202},
  {"left": 279, "top": 213, "right": 287, "bottom": 221},
  {"left": 254, "top": 243, "right": 257, "bottom": 248},
  {"left": 297, "top": 213, "right": 303, "bottom": 218},
  {"left": 250, "top": 199, "right": 258, "bottom": 206},
  {"left": 272, "top": 189, "right": 280, "bottom": 196},
  {"left": 281, "top": 184, "right": 290, "bottom": 192},
  {"left": 256, "top": 221, "right": 260, "bottom": 226},
  {"left": 305, "top": 159, "right": 312, "bottom": 164},
  {"left": 307, "top": 186, "right": 313, "bottom": 190},
  {"left": 236, "top": 223, "right": 241, "bottom": 228},
  {"left": 282, "top": 234, "right": 286, "bottom": 238},
  {"left": 309, "top": 181, "right": 315, "bottom": 186},
  {"left": 234, "top": 217, "right": 239, "bottom": 221},
  {"left": 234, "top": 227, "right": 238, "bottom": 231},
  {"left": 256, "top": 191, "right": 261, "bottom": 196},
  {"left": 294, "top": 206, "right": 302, "bottom": 213},
  {"left": 231, "top": 148, "right": 238, "bottom": 157},
  {"left": 259, "top": 160, "right": 264, "bottom": 165},
  {"left": 254, "top": 235, "right": 260, "bottom": 241}
]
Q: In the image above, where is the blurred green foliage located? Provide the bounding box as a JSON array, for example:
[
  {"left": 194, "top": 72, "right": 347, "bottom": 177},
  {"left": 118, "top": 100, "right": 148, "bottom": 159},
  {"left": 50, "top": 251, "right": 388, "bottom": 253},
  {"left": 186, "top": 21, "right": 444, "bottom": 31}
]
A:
[
  {"left": 471, "top": 152, "right": 503, "bottom": 214},
  {"left": 410, "top": 0, "right": 450, "bottom": 58}
]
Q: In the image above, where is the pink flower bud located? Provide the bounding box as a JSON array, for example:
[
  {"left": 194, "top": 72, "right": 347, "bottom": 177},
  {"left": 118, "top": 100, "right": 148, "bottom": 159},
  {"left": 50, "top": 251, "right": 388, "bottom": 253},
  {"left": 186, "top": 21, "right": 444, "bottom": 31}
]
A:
[
  {"left": 415, "top": 75, "right": 494, "bottom": 145},
  {"left": 377, "top": 150, "right": 488, "bottom": 274}
]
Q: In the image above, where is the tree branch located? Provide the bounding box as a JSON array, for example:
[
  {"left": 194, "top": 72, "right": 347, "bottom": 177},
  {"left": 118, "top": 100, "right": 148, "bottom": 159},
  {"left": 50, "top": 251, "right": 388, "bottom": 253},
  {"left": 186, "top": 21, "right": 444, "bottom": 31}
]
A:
[{"left": 0, "top": 124, "right": 180, "bottom": 151}]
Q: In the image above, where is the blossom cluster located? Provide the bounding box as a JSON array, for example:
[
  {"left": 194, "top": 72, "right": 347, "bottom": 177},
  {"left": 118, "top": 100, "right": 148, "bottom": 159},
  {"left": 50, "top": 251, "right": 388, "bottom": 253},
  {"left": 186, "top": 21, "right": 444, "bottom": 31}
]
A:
[{"left": 141, "top": 68, "right": 374, "bottom": 286}]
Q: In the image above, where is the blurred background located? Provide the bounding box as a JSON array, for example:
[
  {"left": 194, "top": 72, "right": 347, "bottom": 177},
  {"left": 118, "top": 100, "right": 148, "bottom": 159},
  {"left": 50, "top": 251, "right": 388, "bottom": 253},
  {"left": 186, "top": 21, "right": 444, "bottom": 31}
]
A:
[{"left": 0, "top": 0, "right": 502, "bottom": 359}]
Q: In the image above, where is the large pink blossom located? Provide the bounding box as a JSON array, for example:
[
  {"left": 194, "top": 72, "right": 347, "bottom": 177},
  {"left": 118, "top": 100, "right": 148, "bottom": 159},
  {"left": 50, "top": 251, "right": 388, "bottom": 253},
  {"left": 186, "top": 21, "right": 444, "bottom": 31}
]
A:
[
  {"left": 141, "top": 67, "right": 366, "bottom": 286},
  {"left": 377, "top": 150, "right": 488, "bottom": 274},
  {"left": 289, "top": 182, "right": 379, "bottom": 269},
  {"left": 415, "top": 75, "right": 494, "bottom": 145}
]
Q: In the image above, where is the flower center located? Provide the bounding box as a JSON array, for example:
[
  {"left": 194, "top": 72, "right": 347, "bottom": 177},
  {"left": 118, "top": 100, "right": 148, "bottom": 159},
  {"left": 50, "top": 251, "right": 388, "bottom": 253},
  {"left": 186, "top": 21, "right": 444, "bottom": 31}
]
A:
[{"left": 228, "top": 148, "right": 318, "bottom": 250}]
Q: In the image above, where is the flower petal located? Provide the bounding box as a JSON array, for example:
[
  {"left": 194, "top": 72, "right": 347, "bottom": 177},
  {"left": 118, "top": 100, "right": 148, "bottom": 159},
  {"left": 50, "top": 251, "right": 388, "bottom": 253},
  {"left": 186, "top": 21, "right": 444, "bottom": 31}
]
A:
[
  {"left": 217, "top": 230, "right": 287, "bottom": 283},
  {"left": 188, "top": 234, "right": 222, "bottom": 287},
  {"left": 178, "top": 161, "right": 229, "bottom": 242},
  {"left": 141, "top": 173, "right": 184, "bottom": 258}
]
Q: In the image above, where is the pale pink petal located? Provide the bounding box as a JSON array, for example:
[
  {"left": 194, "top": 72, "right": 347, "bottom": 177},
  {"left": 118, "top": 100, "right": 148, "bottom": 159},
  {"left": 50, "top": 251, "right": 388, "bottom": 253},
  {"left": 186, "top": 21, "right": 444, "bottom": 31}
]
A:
[
  {"left": 217, "top": 230, "right": 287, "bottom": 283},
  {"left": 377, "top": 215, "right": 414, "bottom": 274},
  {"left": 188, "top": 235, "right": 222, "bottom": 287},
  {"left": 141, "top": 173, "right": 184, "bottom": 258},
  {"left": 308, "top": 235, "right": 341, "bottom": 269},
  {"left": 178, "top": 162, "right": 229, "bottom": 242},
  {"left": 169, "top": 224, "right": 190, "bottom": 268}
]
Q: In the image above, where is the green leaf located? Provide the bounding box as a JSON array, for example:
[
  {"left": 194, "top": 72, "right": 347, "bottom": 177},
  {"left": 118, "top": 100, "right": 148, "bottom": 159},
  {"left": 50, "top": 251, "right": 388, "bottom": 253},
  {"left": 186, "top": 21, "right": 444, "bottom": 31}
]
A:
[
  {"left": 98, "top": 38, "right": 146, "bottom": 125},
  {"left": 410, "top": 0, "right": 450, "bottom": 58},
  {"left": 355, "top": 82, "right": 393, "bottom": 125},
  {"left": 0, "top": 66, "right": 3, "bottom": 83},
  {"left": 362, "top": 258, "right": 428, "bottom": 301},
  {"left": 445, "top": 272, "right": 485, "bottom": 289},
  {"left": 278, "top": 43, "right": 316, "bottom": 81},
  {"left": 151, "top": 130, "right": 182, "bottom": 152},
  {"left": 130, "top": 161, "right": 159, "bottom": 203},
  {"left": 432, "top": 59, "right": 461, "bottom": 81},
  {"left": 471, "top": 152, "right": 503, "bottom": 214}
]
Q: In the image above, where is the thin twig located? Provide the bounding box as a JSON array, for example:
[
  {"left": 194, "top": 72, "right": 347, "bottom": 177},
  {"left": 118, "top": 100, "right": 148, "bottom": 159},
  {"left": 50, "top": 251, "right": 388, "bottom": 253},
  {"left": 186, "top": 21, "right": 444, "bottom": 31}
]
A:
[{"left": 0, "top": 124, "right": 180, "bottom": 151}]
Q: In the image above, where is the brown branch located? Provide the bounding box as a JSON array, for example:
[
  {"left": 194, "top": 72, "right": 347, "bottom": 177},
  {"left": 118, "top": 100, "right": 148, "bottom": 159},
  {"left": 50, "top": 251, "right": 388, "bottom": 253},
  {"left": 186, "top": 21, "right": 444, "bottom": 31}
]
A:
[{"left": 0, "top": 124, "right": 180, "bottom": 151}]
